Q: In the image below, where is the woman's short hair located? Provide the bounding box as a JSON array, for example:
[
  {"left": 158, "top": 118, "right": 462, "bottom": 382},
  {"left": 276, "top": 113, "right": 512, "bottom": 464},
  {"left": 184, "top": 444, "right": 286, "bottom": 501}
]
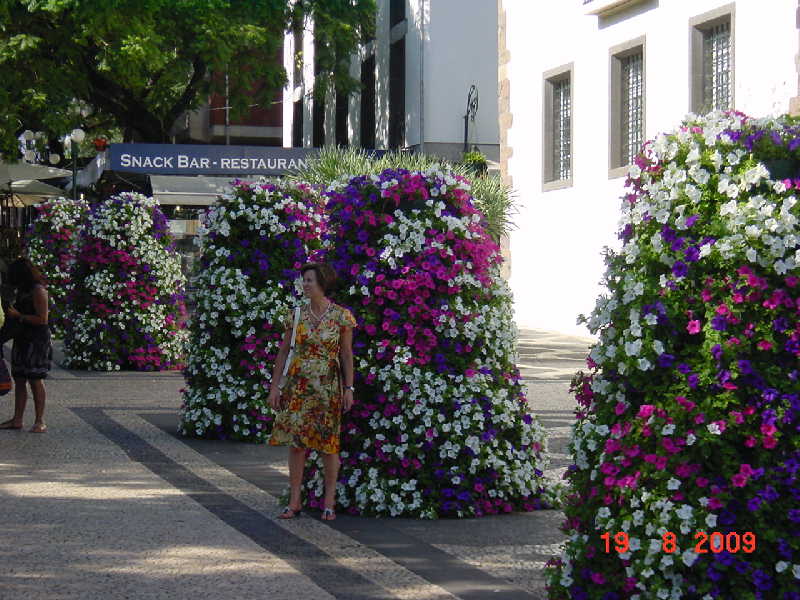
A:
[
  {"left": 300, "top": 262, "right": 337, "bottom": 295},
  {"left": 6, "top": 256, "right": 46, "bottom": 290}
]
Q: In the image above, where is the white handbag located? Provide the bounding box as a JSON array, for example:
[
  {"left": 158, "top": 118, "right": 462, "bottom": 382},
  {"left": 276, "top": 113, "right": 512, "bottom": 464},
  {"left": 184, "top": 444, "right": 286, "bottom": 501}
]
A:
[{"left": 278, "top": 307, "right": 300, "bottom": 391}]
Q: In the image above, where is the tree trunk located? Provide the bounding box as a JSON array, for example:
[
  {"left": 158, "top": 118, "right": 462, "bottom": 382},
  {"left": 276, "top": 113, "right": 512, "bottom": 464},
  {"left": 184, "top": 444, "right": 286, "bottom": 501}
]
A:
[{"left": 83, "top": 50, "right": 206, "bottom": 144}]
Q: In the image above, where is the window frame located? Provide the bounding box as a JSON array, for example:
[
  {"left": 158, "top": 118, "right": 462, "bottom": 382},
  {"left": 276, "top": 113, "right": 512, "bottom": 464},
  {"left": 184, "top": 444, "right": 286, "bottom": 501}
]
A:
[
  {"left": 689, "top": 4, "right": 735, "bottom": 115},
  {"left": 542, "top": 62, "right": 575, "bottom": 191},
  {"left": 609, "top": 36, "right": 646, "bottom": 178}
]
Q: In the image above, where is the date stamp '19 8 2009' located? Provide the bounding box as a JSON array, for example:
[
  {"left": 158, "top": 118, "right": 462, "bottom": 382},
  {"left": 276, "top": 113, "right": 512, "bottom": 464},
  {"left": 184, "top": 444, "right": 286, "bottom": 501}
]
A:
[{"left": 601, "top": 531, "right": 757, "bottom": 555}]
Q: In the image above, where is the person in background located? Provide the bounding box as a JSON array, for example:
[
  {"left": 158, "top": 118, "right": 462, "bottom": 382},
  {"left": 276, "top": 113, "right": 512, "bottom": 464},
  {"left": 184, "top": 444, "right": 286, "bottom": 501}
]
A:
[
  {"left": 267, "top": 262, "right": 356, "bottom": 521},
  {"left": 0, "top": 257, "right": 52, "bottom": 433}
]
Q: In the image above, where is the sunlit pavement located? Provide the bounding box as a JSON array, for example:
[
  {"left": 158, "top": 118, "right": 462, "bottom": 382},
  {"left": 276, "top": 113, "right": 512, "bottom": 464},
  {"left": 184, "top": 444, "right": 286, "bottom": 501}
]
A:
[{"left": 0, "top": 330, "right": 590, "bottom": 600}]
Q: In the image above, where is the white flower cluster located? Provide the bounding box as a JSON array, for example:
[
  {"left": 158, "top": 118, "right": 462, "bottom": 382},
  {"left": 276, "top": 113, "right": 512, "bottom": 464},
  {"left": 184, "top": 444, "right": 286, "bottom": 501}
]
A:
[
  {"left": 62, "top": 192, "right": 187, "bottom": 370},
  {"left": 179, "top": 182, "right": 323, "bottom": 440},
  {"left": 555, "top": 111, "right": 800, "bottom": 595}
]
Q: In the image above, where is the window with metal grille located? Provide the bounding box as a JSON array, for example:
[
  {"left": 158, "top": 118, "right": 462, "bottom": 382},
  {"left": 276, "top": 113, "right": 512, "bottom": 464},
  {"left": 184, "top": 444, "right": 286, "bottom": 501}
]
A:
[
  {"left": 690, "top": 8, "right": 734, "bottom": 115},
  {"left": 552, "top": 78, "right": 571, "bottom": 181},
  {"left": 621, "top": 51, "right": 644, "bottom": 165},
  {"left": 702, "top": 21, "right": 731, "bottom": 112}
]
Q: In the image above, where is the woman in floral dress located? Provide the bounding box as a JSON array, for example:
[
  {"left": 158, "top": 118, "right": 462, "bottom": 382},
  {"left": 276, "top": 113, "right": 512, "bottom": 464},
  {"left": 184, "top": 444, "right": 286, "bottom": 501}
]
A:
[{"left": 268, "top": 262, "right": 356, "bottom": 521}]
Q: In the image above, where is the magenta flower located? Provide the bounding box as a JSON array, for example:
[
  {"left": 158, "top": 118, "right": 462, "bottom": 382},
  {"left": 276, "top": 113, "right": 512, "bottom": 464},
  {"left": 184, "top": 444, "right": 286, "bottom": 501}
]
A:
[
  {"left": 687, "top": 320, "right": 702, "bottom": 334},
  {"left": 637, "top": 405, "right": 655, "bottom": 419}
]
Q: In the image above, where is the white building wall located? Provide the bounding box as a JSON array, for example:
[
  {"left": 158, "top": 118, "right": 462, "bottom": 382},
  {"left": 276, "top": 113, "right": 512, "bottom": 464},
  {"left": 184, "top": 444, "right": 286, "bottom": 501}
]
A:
[
  {"left": 504, "top": 0, "right": 797, "bottom": 337},
  {"left": 283, "top": 0, "right": 500, "bottom": 159},
  {"left": 424, "top": 0, "right": 499, "bottom": 150}
]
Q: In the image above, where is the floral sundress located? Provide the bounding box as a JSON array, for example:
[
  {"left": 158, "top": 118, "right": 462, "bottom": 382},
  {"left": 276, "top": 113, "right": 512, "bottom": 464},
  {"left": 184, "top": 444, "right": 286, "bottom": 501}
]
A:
[{"left": 269, "top": 303, "right": 356, "bottom": 454}]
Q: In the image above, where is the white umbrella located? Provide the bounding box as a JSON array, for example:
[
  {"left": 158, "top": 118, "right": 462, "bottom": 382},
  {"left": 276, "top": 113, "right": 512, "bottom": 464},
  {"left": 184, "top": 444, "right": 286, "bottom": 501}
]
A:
[
  {"left": 10, "top": 179, "right": 64, "bottom": 196},
  {"left": 0, "top": 161, "right": 71, "bottom": 187}
]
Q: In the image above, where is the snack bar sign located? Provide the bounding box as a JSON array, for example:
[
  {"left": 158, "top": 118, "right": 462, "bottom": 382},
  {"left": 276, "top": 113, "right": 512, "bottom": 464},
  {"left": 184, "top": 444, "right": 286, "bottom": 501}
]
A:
[{"left": 109, "top": 143, "right": 317, "bottom": 175}]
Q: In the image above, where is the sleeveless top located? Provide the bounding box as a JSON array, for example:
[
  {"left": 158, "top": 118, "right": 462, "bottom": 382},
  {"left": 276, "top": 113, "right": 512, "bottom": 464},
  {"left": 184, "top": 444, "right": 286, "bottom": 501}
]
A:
[{"left": 15, "top": 284, "right": 50, "bottom": 342}]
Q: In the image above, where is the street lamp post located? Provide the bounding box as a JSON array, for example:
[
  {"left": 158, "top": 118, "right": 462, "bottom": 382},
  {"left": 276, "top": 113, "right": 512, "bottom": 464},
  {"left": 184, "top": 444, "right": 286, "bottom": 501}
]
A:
[
  {"left": 463, "top": 85, "right": 479, "bottom": 153},
  {"left": 69, "top": 128, "right": 85, "bottom": 201}
]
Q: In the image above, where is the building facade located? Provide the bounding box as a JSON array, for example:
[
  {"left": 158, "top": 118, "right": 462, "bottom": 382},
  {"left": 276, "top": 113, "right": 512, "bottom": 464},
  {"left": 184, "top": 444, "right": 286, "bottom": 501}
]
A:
[
  {"left": 173, "top": 67, "right": 284, "bottom": 146},
  {"left": 500, "top": 0, "right": 799, "bottom": 336},
  {"left": 284, "top": 0, "right": 499, "bottom": 163}
]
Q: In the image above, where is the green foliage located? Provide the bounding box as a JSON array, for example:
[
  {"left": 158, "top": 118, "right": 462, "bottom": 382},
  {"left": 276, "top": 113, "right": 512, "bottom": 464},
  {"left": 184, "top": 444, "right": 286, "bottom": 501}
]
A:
[
  {"left": 0, "top": 0, "right": 375, "bottom": 152},
  {"left": 461, "top": 150, "right": 488, "bottom": 174},
  {"left": 289, "top": 146, "right": 519, "bottom": 244}
]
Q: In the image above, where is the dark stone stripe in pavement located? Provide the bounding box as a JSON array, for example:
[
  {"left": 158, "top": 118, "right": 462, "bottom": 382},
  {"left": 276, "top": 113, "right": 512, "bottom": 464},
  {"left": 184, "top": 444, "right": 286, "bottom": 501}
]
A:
[
  {"left": 72, "top": 407, "right": 393, "bottom": 600},
  {"left": 144, "top": 412, "right": 540, "bottom": 600}
]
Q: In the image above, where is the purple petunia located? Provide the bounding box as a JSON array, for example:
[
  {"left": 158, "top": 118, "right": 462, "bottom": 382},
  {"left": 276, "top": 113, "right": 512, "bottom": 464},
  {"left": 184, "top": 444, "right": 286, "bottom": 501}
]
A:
[
  {"left": 672, "top": 260, "right": 689, "bottom": 278},
  {"left": 658, "top": 353, "right": 675, "bottom": 368},
  {"left": 711, "top": 315, "right": 728, "bottom": 331},
  {"left": 684, "top": 245, "right": 701, "bottom": 262}
]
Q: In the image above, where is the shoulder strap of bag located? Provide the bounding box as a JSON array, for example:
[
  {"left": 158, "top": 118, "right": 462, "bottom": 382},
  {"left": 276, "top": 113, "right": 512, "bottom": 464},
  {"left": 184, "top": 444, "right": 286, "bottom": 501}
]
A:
[
  {"left": 281, "top": 307, "right": 301, "bottom": 379},
  {"left": 289, "top": 306, "right": 300, "bottom": 349}
]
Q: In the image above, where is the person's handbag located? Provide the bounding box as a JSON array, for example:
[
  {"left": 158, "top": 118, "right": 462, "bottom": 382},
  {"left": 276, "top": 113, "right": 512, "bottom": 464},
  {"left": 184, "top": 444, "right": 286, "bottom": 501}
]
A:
[
  {"left": 277, "top": 307, "right": 301, "bottom": 397},
  {"left": 0, "top": 358, "right": 12, "bottom": 396}
]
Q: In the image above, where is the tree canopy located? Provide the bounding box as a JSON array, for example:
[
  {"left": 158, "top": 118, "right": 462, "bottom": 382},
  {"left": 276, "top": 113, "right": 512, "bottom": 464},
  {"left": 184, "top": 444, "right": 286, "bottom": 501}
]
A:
[{"left": 0, "top": 0, "right": 375, "bottom": 157}]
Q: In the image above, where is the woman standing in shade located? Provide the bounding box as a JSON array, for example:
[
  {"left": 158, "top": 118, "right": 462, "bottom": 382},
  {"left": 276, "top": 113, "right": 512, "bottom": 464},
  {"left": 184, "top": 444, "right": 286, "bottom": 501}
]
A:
[
  {"left": 268, "top": 262, "right": 356, "bottom": 521},
  {"left": 0, "top": 257, "right": 52, "bottom": 433}
]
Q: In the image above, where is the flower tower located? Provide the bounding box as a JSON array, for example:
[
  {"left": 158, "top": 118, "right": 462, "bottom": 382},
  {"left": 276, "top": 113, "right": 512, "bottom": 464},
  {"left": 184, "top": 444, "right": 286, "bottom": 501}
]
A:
[
  {"left": 546, "top": 112, "right": 800, "bottom": 599},
  {"left": 299, "top": 168, "right": 551, "bottom": 518},
  {"left": 178, "top": 180, "right": 326, "bottom": 441},
  {"left": 63, "top": 192, "right": 188, "bottom": 370},
  {"left": 24, "top": 197, "right": 89, "bottom": 338}
]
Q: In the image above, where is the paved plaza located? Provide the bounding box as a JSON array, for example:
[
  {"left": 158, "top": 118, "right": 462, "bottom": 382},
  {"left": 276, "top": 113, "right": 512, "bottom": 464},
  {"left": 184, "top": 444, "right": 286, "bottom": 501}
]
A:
[{"left": 0, "top": 328, "right": 593, "bottom": 600}]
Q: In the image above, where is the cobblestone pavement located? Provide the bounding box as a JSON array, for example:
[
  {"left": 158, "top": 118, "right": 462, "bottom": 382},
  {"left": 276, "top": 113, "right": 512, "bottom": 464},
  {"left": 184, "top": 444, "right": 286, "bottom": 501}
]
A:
[{"left": 0, "top": 329, "right": 593, "bottom": 600}]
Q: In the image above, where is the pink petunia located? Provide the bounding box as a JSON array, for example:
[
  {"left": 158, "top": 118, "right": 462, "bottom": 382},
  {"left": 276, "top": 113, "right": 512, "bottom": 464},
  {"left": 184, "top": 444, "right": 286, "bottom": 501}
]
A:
[
  {"left": 757, "top": 340, "right": 773, "bottom": 351},
  {"left": 761, "top": 423, "right": 777, "bottom": 436},
  {"left": 687, "top": 320, "right": 702, "bottom": 334},
  {"left": 695, "top": 477, "right": 709, "bottom": 488},
  {"left": 763, "top": 436, "right": 778, "bottom": 449},
  {"left": 637, "top": 405, "right": 655, "bottom": 419},
  {"left": 731, "top": 473, "right": 748, "bottom": 487}
]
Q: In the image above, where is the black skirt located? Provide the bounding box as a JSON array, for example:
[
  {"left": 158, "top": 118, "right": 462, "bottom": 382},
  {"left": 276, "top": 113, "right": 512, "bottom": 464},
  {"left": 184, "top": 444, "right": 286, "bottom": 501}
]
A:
[{"left": 11, "top": 328, "right": 52, "bottom": 380}]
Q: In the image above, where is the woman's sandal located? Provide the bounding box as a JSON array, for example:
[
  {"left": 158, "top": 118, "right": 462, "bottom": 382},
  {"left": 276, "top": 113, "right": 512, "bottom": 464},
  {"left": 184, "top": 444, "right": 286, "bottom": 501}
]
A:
[
  {"left": 29, "top": 424, "right": 47, "bottom": 434},
  {"left": 277, "top": 506, "right": 302, "bottom": 519},
  {"left": 0, "top": 420, "right": 22, "bottom": 430},
  {"left": 321, "top": 507, "right": 336, "bottom": 521}
]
